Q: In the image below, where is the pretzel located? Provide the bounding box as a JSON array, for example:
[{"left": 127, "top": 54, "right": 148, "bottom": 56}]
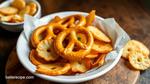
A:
[
  {"left": 49, "top": 16, "right": 62, "bottom": 23},
  {"left": 87, "top": 26, "right": 111, "bottom": 42},
  {"left": 29, "top": 49, "right": 48, "bottom": 66},
  {"left": 129, "top": 52, "right": 150, "bottom": 70},
  {"left": 57, "top": 14, "right": 86, "bottom": 28},
  {"left": 0, "top": 7, "right": 18, "bottom": 15},
  {"left": 29, "top": 10, "right": 115, "bottom": 75},
  {"left": 11, "top": 0, "right": 26, "bottom": 10},
  {"left": 54, "top": 26, "right": 94, "bottom": 61},
  {"left": 122, "top": 40, "right": 150, "bottom": 59},
  {"left": 36, "top": 39, "right": 59, "bottom": 61},
  {"left": 77, "top": 33, "right": 87, "bottom": 44},
  {"left": 36, "top": 63, "right": 71, "bottom": 76},
  {"left": 31, "top": 23, "right": 66, "bottom": 48}
]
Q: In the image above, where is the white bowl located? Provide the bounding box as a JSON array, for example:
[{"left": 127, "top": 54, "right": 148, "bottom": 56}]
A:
[
  {"left": 0, "top": 0, "right": 41, "bottom": 32},
  {"left": 16, "top": 11, "right": 123, "bottom": 83}
]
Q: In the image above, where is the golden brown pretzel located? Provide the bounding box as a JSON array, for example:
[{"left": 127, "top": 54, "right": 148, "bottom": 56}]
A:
[
  {"left": 31, "top": 23, "right": 66, "bottom": 47},
  {"left": 54, "top": 26, "right": 94, "bottom": 61},
  {"left": 57, "top": 14, "right": 86, "bottom": 28}
]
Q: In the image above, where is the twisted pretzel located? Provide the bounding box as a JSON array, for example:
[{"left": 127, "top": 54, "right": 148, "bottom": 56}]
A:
[
  {"left": 54, "top": 26, "right": 94, "bottom": 61},
  {"left": 57, "top": 14, "right": 86, "bottom": 28},
  {"left": 31, "top": 23, "right": 66, "bottom": 47}
]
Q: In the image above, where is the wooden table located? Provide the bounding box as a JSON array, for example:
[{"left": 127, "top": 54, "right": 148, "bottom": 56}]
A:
[{"left": 1, "top": 0, "right": 150, "bottom": 84}]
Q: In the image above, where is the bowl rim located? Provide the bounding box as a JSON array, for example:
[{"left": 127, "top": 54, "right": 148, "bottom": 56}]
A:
[
  {"left": 0, "top": 0, "right": 41, "bottom": 25},
  {"left": 16, "top": 11, "right": 123, "bottom": 83}
]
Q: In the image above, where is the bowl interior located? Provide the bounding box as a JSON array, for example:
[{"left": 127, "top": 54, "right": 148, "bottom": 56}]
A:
[{"left": 17, "top": 11, "right": 123, "bottom": 83}]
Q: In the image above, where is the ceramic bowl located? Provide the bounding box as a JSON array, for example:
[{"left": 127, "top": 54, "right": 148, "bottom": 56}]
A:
[
  {"left": 16, "top": 11, "right": 123, "bottom": 83},
  {"left": 0, "top": 0, "right": 41, "bottom": 32}
]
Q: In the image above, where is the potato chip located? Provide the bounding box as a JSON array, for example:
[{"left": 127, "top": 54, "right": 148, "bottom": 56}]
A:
[
  {"left": 0, "top": 7, "right": 18, "bottom": 15},
  {"left": 86, "top": 10, "right": 95, "bottom": 26},
  {"left": 36, "top": 63, "right": 71, "bottom": 76},
  {"left": 36, "top": 39, "right": 59, "bottom": 61},
  {"left": 92, "top": 40, "right": 113, "bottom": 53},
  {"left": 122, "top": 40, "right": 150, "bottom": 59},
  {"left": 85, "top": 50, "right": 99, "bottom": 58},
  {"left": 28, "top": 2, "right": 37, "bottom": 15},
  {"left": 87, "top": 26, "right": 111, "bottom": 42},
  {"left": 92, "top": 54, "right": 106, "bottom": 67},
  {"left": 70, "top": 61, "right": 88, "bottom": 73},
  {"left": 29, "top": 49, "right": 48, "bottom": 66},
  {"left": 129, "top": 52, "right": 150, "bottom": 70},
  {"left": 0, "top": 15, "right": 13, "bottom": 22},
  {"left": 11, "top": 14, "right": 23, "bottom": 22},
  {"left": 19, "top": 5, "right": 30, "bottom": 17},
  {"left": 11, "top": 0, "right": 26, "bottom": 10}
]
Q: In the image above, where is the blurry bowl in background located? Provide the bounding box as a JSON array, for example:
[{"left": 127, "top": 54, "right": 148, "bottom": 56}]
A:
[{"left": 0, "top": 0, "right": 41, "bottom": 32}]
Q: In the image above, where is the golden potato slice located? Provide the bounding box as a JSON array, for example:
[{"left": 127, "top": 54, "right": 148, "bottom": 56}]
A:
[
  {"left": 29, "top": 49, "right": 48, "bottom": 66},
  {"left": 19, "top": 5, "right": 30, "bottom": 17},
  {"left": 0, "top": 15, "right": 14, "bottom": 22},
  {"left": 86, "top": 10, "right": 96, "bottom": 26},
  {"left": 87, "top": 26, "right": 111, "bottom": 42},
  {"left": 28, "top": 2, "right": 37, "bottom": 15},
  {"left": 11, "top": 14, "right": 23, "bottom": 22},
  {"left": 122, "top": 40, "right": 150, "bottom": 59},
  {"left": 129, "top": 52, "right": 150, "bottom": 70},
  {"left": 11, "top": 0, "right": 26, "bottom": 10},
  {"left": 85, "top": 50, "right": 99, "bottom": 59},
  {"left": 36, "top": 63, "right": 71, "bottom": 75},
  {"left": 91, "top": 54, "right": 106, "bottom": 67},
  {"left": 92, "top": 40, "right": 113, "bottom": 53},
  {"left": 70, "top": 61, "right": 88, "bottom": 73},
  {"left": 36, "top": 39, "right": 59, "bottom": 61},
  {"left": 0, "top": 7, "right": 18, "bottom": 15}
]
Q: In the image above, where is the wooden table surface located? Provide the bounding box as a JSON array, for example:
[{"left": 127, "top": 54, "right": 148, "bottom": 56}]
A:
[{"left": 1, "top": 0, "right": 150, "bottom": 84}]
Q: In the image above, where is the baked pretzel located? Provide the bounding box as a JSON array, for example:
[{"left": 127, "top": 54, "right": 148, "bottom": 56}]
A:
[
  {"left": 31, "top": 23, "right": 66, "bottom": 48},
  {"left": 57, "top": 14, "right": 86, "bottom": 28},
  {"left": 54, "top": 26, "right": 94, "bottom": 61}
]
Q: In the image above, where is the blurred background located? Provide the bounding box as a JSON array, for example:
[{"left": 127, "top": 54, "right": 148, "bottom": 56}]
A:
[{"left": 0, "top": 0, "right": 150, "bottom": 84}]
